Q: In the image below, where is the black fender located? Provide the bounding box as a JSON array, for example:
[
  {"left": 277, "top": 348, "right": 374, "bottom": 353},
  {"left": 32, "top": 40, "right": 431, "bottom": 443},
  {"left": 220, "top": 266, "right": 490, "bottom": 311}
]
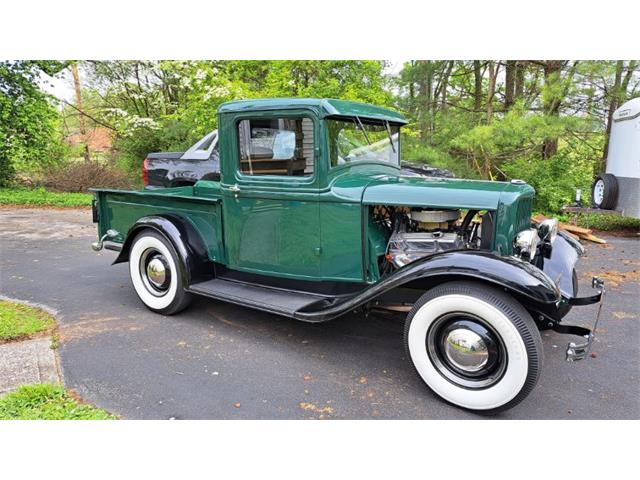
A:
[
  {"left": 402, "top": 250, "right": 561, "bottom": 304},
  {"left": 295, "top": 250, "right": 561, "bottom": 322},
  {"left": 114, "top": 215, "right": 213, "bottom": 285},
  {"left": 540, "top": 230, "right": 582, "bottom": 299}
]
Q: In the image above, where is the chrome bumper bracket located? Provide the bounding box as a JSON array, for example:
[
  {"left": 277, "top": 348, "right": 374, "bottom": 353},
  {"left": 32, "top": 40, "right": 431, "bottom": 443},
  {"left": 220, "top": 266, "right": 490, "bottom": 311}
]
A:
[
  {"left": 566, "top": 338, "right": 591, "bottom": 362},
  {"left": 91, "top": 229, "right": 119, "bottom": 252},
  {"left": 564, "top": 277, "right": 606, "bottom": 362}
]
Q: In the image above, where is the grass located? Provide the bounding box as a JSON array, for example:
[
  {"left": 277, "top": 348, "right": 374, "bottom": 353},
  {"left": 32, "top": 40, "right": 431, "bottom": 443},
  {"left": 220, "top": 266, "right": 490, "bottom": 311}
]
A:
[
  {"left": 0, "top": 384, "right": 115, "bottom": 420},
  {"left": 0, "top": 300, "right": 57, "bottom": 342},
  {"left": 0, "top": 187, "right": 92, "bottom": 208},
  {"left": 575, "top": 213, "right": 640, "bottom": 232},
  {"left": 542, "top": 211, "right": 640, "bottom": 233}
]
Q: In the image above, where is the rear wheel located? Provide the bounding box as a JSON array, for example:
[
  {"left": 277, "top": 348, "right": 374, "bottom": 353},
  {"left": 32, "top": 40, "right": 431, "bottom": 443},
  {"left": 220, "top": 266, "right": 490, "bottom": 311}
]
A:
[
  {"left": 404, "top": 281, "right": 543, "bottom": 414},
  {"left": 592, "top": 173, "right": 618, "bottom": 209},
  {"left": 129, "top": 230, "right": 192, "bottom": 315}
]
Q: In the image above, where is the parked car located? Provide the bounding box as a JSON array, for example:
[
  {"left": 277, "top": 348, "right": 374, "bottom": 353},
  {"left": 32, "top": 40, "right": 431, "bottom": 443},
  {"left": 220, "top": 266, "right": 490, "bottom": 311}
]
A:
[
  {"left": 143, "top": 130, "right": 221, "bottom": 188},
  {"left": 92, "top": 98, "right": 605, "bottom": 414},
  {"left": 592, "top": 97, "right": 640, "bottom": 218},
  {"left": 143, "top": 130, "right": 454, "bottom": 188}
]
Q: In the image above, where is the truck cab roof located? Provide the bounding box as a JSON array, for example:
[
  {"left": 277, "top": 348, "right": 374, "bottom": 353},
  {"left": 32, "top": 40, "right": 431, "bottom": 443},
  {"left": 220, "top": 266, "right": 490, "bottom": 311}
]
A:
[{"left": 217, "top": 98, "right": 408, "bottom": 125}]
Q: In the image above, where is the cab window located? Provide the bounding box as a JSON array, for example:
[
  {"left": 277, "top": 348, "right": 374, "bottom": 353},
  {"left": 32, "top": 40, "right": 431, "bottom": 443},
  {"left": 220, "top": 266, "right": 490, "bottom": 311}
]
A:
[
  {"left": 327, "top": 118, "right": 399, "bottom": 168},
  {"left": 237, "top": 117, "right": 314, "bottom": 176}
]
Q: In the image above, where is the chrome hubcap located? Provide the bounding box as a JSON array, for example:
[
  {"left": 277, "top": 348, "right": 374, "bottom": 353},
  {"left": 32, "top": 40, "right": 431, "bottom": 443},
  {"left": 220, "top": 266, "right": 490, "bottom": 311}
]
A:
[
  {"left": 444, "top": 328, "right": 489, "bottom": 373},
  {"left": 147, "top": 257, "right": 167, "bottom": 289},
  {"left": 139, "top": 249, "right": 171, "bottom": 296},
  {"left": 426, "top": 314, "right": 507, "bottom": 389}
]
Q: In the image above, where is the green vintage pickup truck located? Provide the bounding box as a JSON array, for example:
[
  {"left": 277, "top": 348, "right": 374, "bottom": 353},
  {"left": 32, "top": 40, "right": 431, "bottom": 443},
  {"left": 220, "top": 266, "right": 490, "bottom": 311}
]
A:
[{"left": 92, "top": 98, "right": 604, "bottom": 413}]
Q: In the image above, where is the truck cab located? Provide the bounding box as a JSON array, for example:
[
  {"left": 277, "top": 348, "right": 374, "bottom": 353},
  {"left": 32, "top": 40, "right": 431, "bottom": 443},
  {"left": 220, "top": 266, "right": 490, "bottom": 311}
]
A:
[
  {"left": 91, "top": 98, "right": 605, "bottom": 414},
  {"left": 215, "top": 99, "right": 405, "bottom": 283}
]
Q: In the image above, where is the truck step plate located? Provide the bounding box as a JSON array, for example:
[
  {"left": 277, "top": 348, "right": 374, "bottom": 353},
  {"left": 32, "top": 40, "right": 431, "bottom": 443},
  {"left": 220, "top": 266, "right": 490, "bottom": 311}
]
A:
[{"left": 188, "top": 278, "right": 327, "bottom": 318}]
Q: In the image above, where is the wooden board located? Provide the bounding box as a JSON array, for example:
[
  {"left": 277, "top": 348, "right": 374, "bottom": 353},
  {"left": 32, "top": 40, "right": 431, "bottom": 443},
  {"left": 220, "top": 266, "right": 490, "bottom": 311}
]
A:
[
  {"left": 580, "top": 233, "right": 607, "bottom": 244},
  {"left": 532, "top": 213, "right": 607, "bottom": 244},
  {"left": 560, "top": 223, "right": 592, "bottom": 235},
  {"left": 532, "top": 214, "right": 549, "bottom": 223}
]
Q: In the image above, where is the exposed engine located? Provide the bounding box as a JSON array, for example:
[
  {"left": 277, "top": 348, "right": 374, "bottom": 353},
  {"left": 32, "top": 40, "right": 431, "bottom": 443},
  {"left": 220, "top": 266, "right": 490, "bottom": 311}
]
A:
[{"left": 373, "top": 206, "right": 484, "bottom": 272}]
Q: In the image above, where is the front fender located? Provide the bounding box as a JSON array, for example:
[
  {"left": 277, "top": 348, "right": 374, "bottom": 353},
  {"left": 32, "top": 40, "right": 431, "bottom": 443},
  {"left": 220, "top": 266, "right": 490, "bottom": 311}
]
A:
[
  {"left": 403, "top": 250, "right": 561, "bottom": 304},
  {"left": 540, "top": 230, "right": 582, "bottom": 298},
  {"left": 114, "top": 215, "right": 213, "bottom": 285},
  {"left": 295, "top": 250, "right": 561, "bottom": 322}
]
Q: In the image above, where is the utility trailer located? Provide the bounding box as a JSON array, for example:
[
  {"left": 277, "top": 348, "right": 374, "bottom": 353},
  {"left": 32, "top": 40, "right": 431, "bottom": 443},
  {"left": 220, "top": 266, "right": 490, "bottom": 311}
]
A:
[{"left": 592, "top": 97, "right": 640, "bottom": 218}]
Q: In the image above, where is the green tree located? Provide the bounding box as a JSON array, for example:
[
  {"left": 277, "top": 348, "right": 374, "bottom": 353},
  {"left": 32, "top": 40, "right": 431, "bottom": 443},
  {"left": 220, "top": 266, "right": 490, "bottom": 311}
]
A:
[
  {"left": 84, "top": 60, "right": 392, "bottom": 172},
  {"left": 395, "top": 59, "right": 639, "bottom": 211},
  {"left": 64, "top": 59, "right": 640, "bottom": 214},
  {"left": 0, "top": 61, "right": 67, "bottom": 185},
  {"left": 174, "top": 60, "right": 391, "bottom": 136}
]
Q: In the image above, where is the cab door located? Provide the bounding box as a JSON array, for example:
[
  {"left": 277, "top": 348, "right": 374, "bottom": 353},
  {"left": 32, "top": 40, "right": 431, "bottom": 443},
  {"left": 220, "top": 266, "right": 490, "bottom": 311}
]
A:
[{"left": 221, "top": 112, "right": 321, "bottom": 280}]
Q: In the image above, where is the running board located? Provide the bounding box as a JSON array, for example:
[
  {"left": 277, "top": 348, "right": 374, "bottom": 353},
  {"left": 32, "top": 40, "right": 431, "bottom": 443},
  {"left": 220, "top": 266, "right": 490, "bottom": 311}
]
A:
[{"left": 187, "top": 278, "right": 331, "bottom": 318}]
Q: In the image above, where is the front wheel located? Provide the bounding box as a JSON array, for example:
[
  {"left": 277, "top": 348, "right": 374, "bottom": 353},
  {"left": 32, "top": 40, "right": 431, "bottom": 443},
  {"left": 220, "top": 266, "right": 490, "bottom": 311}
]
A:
[
  {"left": 404, "top": 281, "right": 543, "bottom": 414},
  {"left": 129, "top": 230, "right": 192, "bottom": 315}
]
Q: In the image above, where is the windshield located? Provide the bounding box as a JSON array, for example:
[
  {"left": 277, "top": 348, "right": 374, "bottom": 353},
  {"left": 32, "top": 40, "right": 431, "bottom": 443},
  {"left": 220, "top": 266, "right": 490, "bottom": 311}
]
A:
[{"left": 327, "top": 118, "right": 400, "bottom": 168}]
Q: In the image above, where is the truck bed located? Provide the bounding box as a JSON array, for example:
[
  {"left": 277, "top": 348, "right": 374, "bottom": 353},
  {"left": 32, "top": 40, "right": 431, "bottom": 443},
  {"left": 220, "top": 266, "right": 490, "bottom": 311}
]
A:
[{"left": 92, "top": 183, "right": 225, "bottom": 263}]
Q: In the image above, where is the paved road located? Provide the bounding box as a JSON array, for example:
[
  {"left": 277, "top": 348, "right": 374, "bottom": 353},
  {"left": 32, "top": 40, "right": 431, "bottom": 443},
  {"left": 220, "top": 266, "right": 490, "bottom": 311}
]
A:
[{"left": 1, "top": 207, "right": 638, "bottom": 419}]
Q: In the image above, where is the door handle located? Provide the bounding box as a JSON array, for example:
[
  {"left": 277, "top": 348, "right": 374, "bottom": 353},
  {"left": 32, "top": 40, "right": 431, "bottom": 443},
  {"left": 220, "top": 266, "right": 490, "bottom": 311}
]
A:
[{"left": 229, "top": 184, "right": 241, "bottom": 198}]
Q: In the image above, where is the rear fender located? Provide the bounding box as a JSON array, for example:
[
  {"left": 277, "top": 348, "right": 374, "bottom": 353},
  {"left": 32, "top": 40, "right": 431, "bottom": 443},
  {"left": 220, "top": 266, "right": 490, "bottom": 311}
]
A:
[{"left": 114, "top": 215, "right": 213, "bottom": 285}]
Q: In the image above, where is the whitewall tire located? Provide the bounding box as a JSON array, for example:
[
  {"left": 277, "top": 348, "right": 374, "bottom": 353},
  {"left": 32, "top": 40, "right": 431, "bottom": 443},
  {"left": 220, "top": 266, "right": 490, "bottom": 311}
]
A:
[
  {"left": 129, "top": 230, "right": 192, "bottom": 315},
  {"left": 404, "top": 281, "right": 543, "bottom": 414}
]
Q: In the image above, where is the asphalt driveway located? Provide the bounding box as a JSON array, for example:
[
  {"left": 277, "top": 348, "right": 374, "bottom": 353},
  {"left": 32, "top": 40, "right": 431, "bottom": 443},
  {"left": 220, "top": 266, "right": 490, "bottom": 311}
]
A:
[{"left": 1, "top": 207, "right": 638, "bottom": 419}]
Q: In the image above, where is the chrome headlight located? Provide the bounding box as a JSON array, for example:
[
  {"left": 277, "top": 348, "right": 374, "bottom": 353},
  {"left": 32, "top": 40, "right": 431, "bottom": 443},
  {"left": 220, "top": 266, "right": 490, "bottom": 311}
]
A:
[
  {"left": 515, "top": 228, "right": 540, "bottom": 260},
  {"left": 538, "top": 218, "right": 558, "bottom": 243}
]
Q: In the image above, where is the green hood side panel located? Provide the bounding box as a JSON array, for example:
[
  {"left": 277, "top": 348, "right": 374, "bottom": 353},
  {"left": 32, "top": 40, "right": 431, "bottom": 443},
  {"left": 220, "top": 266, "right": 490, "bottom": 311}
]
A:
[
  {"left": 359, "top": 175, "right": 535, "bottom": 255},
  {"left": 324, "top": 168, "right": 534, "bottom": 269},
  {"left": 361, "top": 175, "right": 532, "bottom": 210}
]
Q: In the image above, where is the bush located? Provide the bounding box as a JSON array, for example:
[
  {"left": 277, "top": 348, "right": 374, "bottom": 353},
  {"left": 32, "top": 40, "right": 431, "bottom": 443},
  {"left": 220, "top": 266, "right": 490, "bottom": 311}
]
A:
[
  {"left": 115, "top": 119, "right": 196, "bottom": 174},
  {"left": 402, "top": 139, "right": 480, "bottom": 179},
  {"left": 10, "top": 130, "right": 71, "bottom": 176},
  {"left": 0, "top": 156, "right": 15, "bottom": 187},
  {"left": 576, "top": 213, "right": 640, "bottom": 232},
  {"left": 502, "top": 149, "right": 598, "bottom": 213},
  {"left": 43, "top": 160, "right": 133, "bottom": 193}
]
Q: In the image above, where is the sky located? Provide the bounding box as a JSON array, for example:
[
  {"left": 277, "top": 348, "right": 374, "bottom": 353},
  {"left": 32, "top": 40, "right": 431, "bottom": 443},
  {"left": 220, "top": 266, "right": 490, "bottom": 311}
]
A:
[{"left": 40, "top": 68, "right": 76, "bottom": 103}]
